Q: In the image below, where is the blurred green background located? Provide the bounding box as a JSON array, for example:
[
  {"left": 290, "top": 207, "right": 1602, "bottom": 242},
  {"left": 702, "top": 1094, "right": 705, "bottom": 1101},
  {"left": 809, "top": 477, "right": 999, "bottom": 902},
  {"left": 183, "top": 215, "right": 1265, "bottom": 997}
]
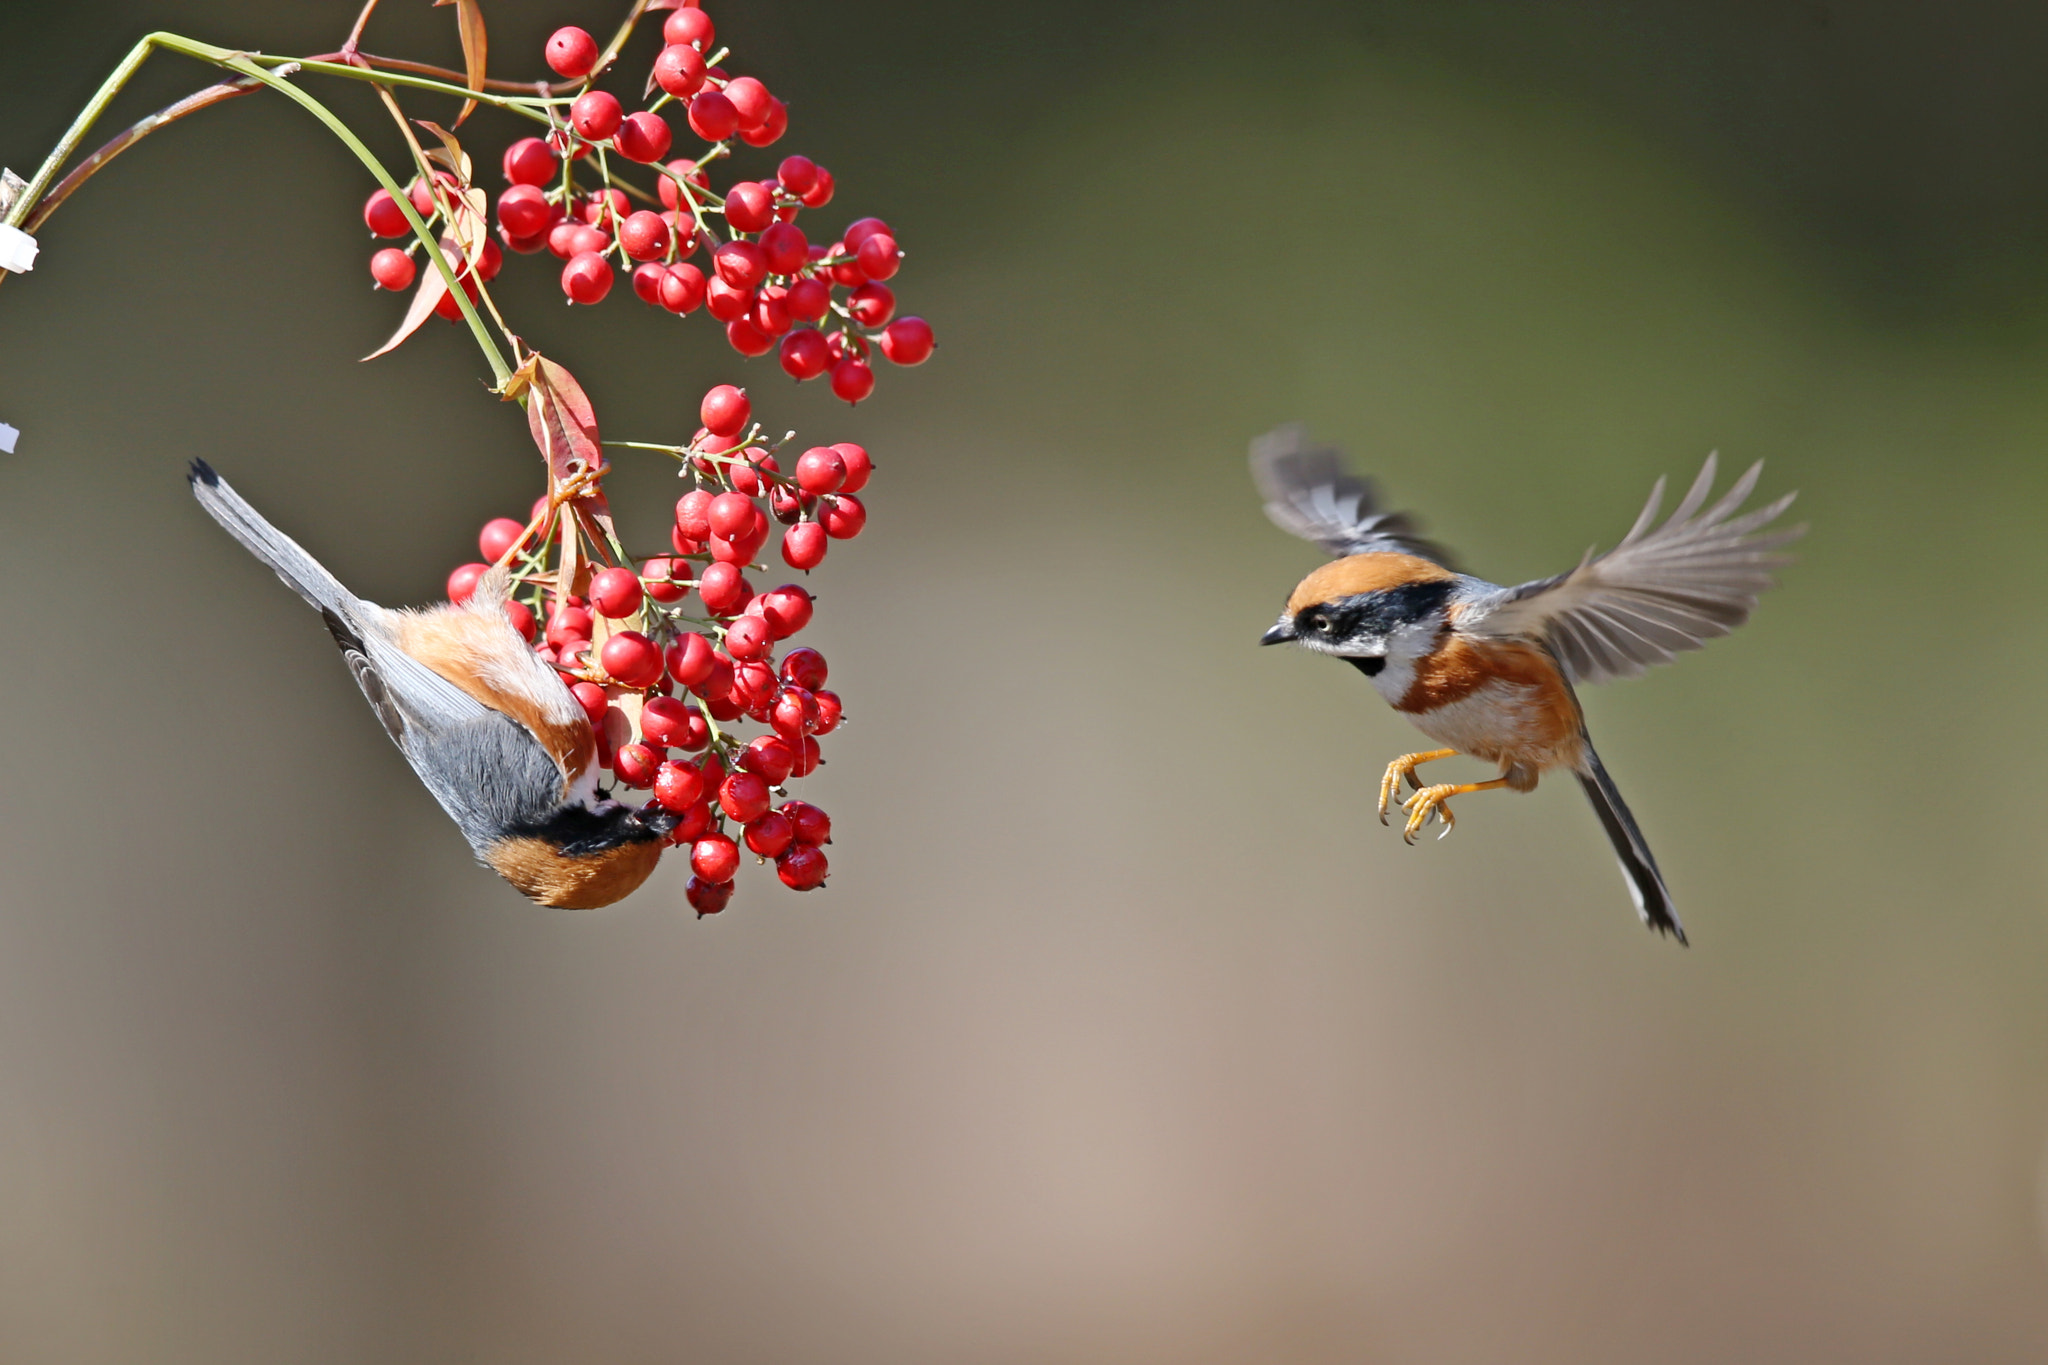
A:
[{"left": 4, "top": 1, "right": 2047, "bottom": 1360}]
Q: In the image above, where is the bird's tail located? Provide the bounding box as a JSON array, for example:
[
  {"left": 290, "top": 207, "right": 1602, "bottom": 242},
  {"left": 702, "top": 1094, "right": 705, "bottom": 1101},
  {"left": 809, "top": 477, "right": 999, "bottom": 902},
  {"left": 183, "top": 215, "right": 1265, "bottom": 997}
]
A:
[
  {"left": 1575, "top": 741, "right": 1686, "bottom": 946},
  {"left": 187, "top": 459, "right": 363, "bottom": 622}
]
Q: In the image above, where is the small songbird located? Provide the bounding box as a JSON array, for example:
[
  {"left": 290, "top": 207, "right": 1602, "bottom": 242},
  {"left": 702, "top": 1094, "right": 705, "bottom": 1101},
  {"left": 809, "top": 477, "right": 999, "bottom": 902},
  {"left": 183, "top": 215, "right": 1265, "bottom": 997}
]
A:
[
  {"left": 189, "top": 461, "right": 674, "bottom": 908},
  {"left": 1252, "top": 427, "right": 1802, "bottom": 943}
]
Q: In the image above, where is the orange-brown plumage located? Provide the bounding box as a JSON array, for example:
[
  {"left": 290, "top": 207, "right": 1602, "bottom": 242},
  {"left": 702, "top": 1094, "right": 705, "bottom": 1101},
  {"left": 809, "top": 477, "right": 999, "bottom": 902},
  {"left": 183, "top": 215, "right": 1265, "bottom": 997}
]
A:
[
  {"left": 1285, "top": 553, "right": 1453, "bottom": 615},
  {"left": 484, "top": 835, "right": 665, "bottom": 909},
  {"left": 391, "top": 608, "right": 596, "bottom": 786}
]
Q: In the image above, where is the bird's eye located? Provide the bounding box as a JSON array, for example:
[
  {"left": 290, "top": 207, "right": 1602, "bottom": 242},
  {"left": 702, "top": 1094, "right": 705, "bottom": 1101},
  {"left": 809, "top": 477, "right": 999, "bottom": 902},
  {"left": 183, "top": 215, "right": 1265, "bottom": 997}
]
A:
[{"left": 1314, "top": 615, "right": 1335, "bottom": 633}]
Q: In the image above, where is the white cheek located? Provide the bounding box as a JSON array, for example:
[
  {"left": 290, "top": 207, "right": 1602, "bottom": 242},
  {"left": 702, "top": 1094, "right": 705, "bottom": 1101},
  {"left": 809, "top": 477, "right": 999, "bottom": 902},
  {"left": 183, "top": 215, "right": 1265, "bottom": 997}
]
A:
[
  {"left": 1369, "top": 619, "right": 1440, "bottom": 706},
  {"left": 1370, "top": 655, "right": 1415, "bottom": 704}
]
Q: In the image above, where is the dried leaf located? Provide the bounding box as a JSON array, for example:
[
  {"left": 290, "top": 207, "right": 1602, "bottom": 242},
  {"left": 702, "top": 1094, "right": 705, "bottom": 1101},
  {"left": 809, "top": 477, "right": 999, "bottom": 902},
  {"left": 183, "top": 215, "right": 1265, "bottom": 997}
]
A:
[
  {"left": 518, "top": 353, "right": 603, "bottom": 488},
  {"left": 412, "top": 119, "right": 474, "bottom": 185},
  {"left": 432, "top": 0, "right": 489, "bottom": 128},
  {"left": 361, "top": 235, "right": 458, "bottom": 361}
]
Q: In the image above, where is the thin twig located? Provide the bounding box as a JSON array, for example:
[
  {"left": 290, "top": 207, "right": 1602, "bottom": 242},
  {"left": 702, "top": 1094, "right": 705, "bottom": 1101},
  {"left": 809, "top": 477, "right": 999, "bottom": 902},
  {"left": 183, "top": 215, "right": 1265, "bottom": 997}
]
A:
[{"left": 24, "top": 76, "right": 262, "bottom": 233}]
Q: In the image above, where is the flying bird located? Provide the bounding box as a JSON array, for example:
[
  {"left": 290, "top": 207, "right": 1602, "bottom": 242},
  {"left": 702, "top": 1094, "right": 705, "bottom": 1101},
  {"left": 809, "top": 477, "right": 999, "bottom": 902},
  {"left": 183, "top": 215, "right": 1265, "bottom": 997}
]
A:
[{"left": 1253, "top": 425, "right": 1802, "bottom": 943}]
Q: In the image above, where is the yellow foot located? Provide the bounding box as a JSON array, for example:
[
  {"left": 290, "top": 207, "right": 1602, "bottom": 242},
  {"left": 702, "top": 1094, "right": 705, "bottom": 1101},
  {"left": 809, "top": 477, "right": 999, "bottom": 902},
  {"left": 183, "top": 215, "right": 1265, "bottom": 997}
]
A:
[
  {"left": 1402, "top": 785, "right": 1461, "bottom": 843},
  {"left": 1377, "top": 749, "right": 1459, "bottom": 826}
]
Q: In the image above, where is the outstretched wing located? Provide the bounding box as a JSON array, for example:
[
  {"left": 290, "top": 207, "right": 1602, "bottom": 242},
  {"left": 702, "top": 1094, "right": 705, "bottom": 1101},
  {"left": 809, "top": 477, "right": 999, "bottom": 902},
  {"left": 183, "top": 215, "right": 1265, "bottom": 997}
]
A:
[
  {"left": 1462, "top": 453, "right": 1803, "bottom": 685},
  {"left": 1250, "top": 424, "right": 1458, "bottom": 567}
]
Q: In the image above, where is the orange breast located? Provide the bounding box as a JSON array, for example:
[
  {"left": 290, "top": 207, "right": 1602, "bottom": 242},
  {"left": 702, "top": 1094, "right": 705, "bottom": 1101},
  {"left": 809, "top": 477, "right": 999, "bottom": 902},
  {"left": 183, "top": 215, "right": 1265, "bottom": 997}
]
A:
[
  {"left": 484, "top": 835, "right": 665, "bottom": 909},
  {"left": 1397, "top": 636, "right": 1584, "bottom": 770}
]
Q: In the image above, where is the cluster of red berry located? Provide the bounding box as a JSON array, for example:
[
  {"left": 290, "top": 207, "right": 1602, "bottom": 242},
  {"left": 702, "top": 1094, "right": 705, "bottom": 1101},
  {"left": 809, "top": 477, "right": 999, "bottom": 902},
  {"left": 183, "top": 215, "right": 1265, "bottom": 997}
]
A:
[
  {"left": 360, "top": 2, "right": 933, "bottom": 404},
  {"left": 443, "top": 382, "right": 865, "bottom": 912}
]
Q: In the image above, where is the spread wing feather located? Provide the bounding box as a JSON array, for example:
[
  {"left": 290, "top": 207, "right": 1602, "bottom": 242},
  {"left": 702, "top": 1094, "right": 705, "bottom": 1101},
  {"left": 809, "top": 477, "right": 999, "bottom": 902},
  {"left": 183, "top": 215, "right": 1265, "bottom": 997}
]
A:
[
  {"left": 1249, "top": 424, "right": 1459, "bottom": 568},
  {"left": 1462, "top": 454, "right": 1803, "bottom": 685}
]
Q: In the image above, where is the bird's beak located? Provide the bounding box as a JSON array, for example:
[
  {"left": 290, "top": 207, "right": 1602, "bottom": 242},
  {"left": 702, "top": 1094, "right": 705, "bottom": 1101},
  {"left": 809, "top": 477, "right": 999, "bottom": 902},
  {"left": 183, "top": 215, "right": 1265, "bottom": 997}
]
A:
[{"left": 1260, "top": 616, "right": 1296, "bottom": 646}]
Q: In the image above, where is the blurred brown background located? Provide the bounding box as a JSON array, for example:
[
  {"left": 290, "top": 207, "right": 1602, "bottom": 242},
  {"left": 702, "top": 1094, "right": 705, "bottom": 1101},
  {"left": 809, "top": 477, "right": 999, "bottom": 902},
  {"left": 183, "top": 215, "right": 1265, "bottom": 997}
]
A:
[{"left": 4, "top": 1, "right": 2048, "bottom": 1360}]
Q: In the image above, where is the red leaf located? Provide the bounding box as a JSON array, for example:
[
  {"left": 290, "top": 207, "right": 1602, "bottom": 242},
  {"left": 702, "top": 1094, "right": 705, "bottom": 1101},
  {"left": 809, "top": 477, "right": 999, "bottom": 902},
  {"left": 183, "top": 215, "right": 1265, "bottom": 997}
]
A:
[
  {"left": 361, "top": 235, "right": 459, "bottom": 361},
  {"left": 433, "top": 0, "right": 490, "bottom": 128}
]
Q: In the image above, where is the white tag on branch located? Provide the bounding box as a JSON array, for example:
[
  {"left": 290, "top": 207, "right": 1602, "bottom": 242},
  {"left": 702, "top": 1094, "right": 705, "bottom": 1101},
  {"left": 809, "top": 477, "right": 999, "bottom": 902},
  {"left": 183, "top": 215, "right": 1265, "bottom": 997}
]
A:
[
  {"left": 0, "top": 423, "right": 18, "bottom": 454},
  {"left": 0, "top": 224, "right": 37, "bottom": 274}
]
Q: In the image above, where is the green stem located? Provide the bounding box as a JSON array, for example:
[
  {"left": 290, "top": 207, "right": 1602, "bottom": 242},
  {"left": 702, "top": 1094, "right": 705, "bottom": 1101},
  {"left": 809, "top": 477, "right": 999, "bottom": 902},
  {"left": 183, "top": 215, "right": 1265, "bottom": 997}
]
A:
[{"left": 6, "top": 36, "right": 156, "bottom": 228}]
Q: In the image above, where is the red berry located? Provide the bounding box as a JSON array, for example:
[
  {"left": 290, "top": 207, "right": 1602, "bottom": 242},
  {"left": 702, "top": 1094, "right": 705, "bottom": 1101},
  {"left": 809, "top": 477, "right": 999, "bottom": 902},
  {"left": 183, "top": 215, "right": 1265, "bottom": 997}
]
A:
[
  {"left": 827, "top": 243, "right": 866, "bottom": 287},
  {"left": 829, "top": 443, "right": 873, "bottom": 494},
  {"left": 589, "top": 566, "right": 644, "bottom": 618},
  {"left": 665, "top": 632, "right": 716, "bottom": 687},
  {"left": 719, "top": 771, "right": 771, "bottom": 822},
  {"left": 675, "top": 489, "right": 715, "bottom": 541},
  {"left": 545, "top": 603, "right": 593, "bottom": 647},
  {"left": 561, "top": 251, "right": 613, "bottom": 304},
  {"left": 614, "top": 110, "right": 672, "bottom": 164},
  {"left": 724, "top": 613, "right": 772, "bottom": 661},
  {"left": 686, "top": 875, "right": 733, "bottom": 915},
  {"left": 631, "top": 261, "right": 668, "bottom": 305},
  {"left": 617, "top": 210, "right": 671, "bottom": 262},
  {"left": 776, "top": 844, "right": 828, "bottom": 890},
  {"left": 642, "top": 558, "right": 687, "bottom": 603},
  {"left": 726, "top": 317, "right": 773, "bottom": 356},
  {"left": 548, "top": 221, "right": 605, "bottom": 260},
  {"left": 856, "top": 233, "right": 901, "bottom": 281},
  {"left": 669, "top": 801, "right": 713, "bottom": 845},
  {"left": 705, "top": 276, "right": 753, "bottom": 321},
  {"left": 800, "top": 167, "right": 835, "bottom": 208},
  {"left": 788, "top": 734, "right": 822, "bottom": 776},
  {"left": 652, "top": 758, "right": 705, "bottom": 812},
  {"left": 570, "top": 90, "right": 623, "bottom": 141},
  {"left": 614, "top": 741, "right": 661, "bottom": 788},
  {"left": 751, "top": 287, "right": 791, "bottom": 338},
  {"left": 788, "top": 447, "right": 844, "bottom": 497},
  {"left": 641, "top": 696, "right": 697, "bottom": 747},
  {"left": 785, "top": 276, "right": 831, "bottom": 324},
  {"left": 771, "top": 159, "right": 815, "bottom": 199},
  {"left": 659, "top": 262, "right": 706, "bottom": 313},
  {"left": 781, "top": 521, "right": 827, "bottom": 570},
  {"left": 732, "top": 658, "right": 779, "bottom": 710},
  {"left": 770, "top": 688, "right": 816, "bottom": 740},
  {"left": 496, "top": 183, "right": 551, "bottom": 239},
  {"left": 713, "top": 240, "right": 767, "bottom": 289},
  {"left": 843, "top": 217, "right": 892, "bottom": 252},
  {"left": 829, "top": 358, "right": 875, "bottom": 404},
  {"left": 722, "top": 181, "right": 774, "bottom": 234},
  {"left": 545, "top": 26, "right": 600, "bottom": 78},
  {"left": 723, "top": 77, "right": 772, "bottom": 131},
  {"left": 744, "top": 811, "right": 794, "bottom": 858},
  {"left": 849, "top": 282, "right": 896, "bottom": 328},
  {"left": 739, "top": 99, "right": 788, "bottom": 148},
  {"left": 782, "top": 799, "right": 831, "bottom": 845},
  {"left": 663, "top": 8, "right": 715, "bottom": 49},
  {"left": 821, "top": 493, "right": 867, "bottom": 539},
  {"left": 491, "top": 595, "right": 532, "bottom": 640},
  {"left": 569, "top": 680, "right": 609, "bottom": 725},
  {"left": 779, "top": 648, "right": 827, "bottom": 690},
  {"left": 691, "top": 833, "right": 740, "bottom": 882},
  {"left": 652, "top": 43, "right": 707, "bottom": 98},
  {"left": 758, "top": 584, "right": 814, "bottom": 638},
  {"left": 700, "top": 386, "right": 751, "bottom": 438},
  {"left": 364, "top": 188, "right": 409, "bottom": 237},
  {"left": 779, "top": 328, "right": 831, "bottom": 381},
  {"left": 755, "top": 223, "right": 806, "bottom": 277},
  {"left": 688, "top": 90, "right": 740, "bottom": 141},
  {"left": 697, "top": 561, "right": 751, "bottom": 615},
  {"left": 369, "top": 248, "right": 416, "bottom": 291},
  {"left": 447, "top": 562, "right": 489, "bottom": 603},
  {"left": 502, "top": 137, "right": 557, "bottom": 186},
  {"left": 811, "top": 689, "right": 843, "bottom": 735},
  {"left": 880, "top": 316, "right": 935, "bottom": 366},
  {"left": 657, "top": 159, "right": 711, "bottom": 209},
  {"left": 707, "top": 493, "right": 755, "bottom": 541},
  {"left": 478, "top": 517, "right": 525, "bottom": 562},
  {"left": 599, "top": 630, "right": 664, "bottom": 688},
  {"left": 741, "top": 735, "right": 795, "bottom": 785}
]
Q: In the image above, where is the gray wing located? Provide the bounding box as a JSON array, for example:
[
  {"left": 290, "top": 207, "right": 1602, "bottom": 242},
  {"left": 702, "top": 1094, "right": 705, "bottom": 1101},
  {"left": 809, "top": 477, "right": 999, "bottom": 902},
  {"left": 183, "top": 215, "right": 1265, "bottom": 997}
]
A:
[
  {"left": 1250, "top": 424, "right": 1458, "bottom": 567},
  {"left": 1461, "top": 453, "right": 1804, "bottom": 685}
]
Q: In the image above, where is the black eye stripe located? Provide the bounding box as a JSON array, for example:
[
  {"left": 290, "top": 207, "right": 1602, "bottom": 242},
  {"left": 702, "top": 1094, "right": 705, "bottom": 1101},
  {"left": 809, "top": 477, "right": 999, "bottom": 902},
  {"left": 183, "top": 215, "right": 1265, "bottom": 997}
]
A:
[{"left": 1293, "top": 580, "right": 1454, "bottom": 638}]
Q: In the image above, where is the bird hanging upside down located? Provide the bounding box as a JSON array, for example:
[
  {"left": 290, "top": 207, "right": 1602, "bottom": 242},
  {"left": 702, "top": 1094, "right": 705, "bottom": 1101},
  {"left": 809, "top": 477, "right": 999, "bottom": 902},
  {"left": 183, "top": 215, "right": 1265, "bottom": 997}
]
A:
[{"left": 1252, "top": 426, "right": 1803, "bottom": 945}]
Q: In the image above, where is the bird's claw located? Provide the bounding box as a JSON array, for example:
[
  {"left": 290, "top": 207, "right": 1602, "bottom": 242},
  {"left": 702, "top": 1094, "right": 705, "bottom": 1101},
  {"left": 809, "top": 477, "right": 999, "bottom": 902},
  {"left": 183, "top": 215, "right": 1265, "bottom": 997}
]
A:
[{"left": 1400, "top": 785, "right": 1458, "bottom": 844}]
